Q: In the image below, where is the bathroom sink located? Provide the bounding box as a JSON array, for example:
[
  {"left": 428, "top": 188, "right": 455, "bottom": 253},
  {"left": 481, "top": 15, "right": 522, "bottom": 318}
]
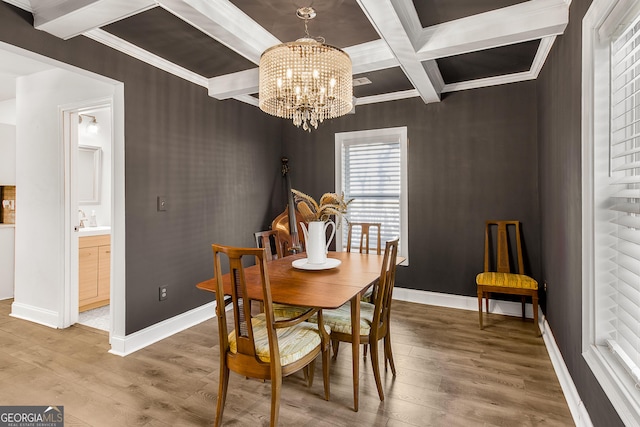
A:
[{"left": 78, "top": 226, "right": 111, "bottom": 236}]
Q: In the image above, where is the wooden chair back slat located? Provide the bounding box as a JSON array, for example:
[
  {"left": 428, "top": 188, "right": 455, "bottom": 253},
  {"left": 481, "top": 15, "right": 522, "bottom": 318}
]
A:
[
  {"left": 483, "top": 220, "right": 525, "bottom": 274},
  {"left": 254, "top": 230, "right": 285, "bottom": 261}
]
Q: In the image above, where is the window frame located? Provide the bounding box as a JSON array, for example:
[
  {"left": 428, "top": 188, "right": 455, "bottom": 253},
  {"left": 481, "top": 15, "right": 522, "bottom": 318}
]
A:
[
  {"left": 334, "top": 127, "right": 408, "bottom": 264},
  {"left": 582, "top": 0, "right": 640, "bottom": 424}
]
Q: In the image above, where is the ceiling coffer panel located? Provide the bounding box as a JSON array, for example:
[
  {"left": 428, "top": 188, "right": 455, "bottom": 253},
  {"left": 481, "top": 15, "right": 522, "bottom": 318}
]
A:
[
  {"left": 436, "top": 40, "right": 541, "bottom": 84},
  {"left": 353, "top": 68, "right": 414, "bottom": 98},
  {"left": 228, "top": 0, "right": 380, "bottom": 49},
  {"left": 103, "top": 7, "right": 256, "bottom": 78}
]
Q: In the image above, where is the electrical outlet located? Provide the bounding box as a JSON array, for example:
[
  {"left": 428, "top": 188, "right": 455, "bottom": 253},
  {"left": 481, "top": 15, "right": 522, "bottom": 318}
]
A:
[
  {"left": 159, "top": 285, "right": 168, "bottom": 301},
  {"left": 544, "top": 282, "right": 548, "bottom": 292}
]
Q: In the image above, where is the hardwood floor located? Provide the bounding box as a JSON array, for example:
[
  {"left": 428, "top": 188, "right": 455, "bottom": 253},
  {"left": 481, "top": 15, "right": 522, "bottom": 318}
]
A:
[{"left": 0, "top": 298, "right": 574, "bottom": 426}]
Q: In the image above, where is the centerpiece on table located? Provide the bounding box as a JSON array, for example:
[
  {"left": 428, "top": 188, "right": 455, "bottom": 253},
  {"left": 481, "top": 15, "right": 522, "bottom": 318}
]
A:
[{"left": 292, "top": 189, "right": 353, "bottom": 265}]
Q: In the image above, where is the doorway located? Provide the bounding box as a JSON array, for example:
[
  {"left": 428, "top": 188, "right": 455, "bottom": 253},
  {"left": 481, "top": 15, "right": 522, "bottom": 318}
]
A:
[
  {"left": 76, "top": 106, "right": 112, "bottom": 332},
  {"left": 3, "top": 43, "right": 126, "bottom": 353},
  {"left": 62, "top": 103, "right": 113, "bottom": 334}
]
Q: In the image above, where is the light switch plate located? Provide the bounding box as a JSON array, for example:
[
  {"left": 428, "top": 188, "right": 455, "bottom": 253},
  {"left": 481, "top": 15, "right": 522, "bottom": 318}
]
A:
[{"left": 157, "top": 196, "right": 167, "bottom": 211}]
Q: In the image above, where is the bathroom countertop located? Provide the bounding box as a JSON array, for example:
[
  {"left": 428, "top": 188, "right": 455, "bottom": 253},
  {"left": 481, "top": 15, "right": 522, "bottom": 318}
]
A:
[{"left": 78, "top": 226, "right": 111, "bottom": 236}]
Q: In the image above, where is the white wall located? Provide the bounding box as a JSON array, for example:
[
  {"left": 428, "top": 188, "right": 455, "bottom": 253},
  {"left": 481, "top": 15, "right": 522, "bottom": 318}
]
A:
[
  {"left": 0, "top": 120, "right": 15, "bottom": 184},
  {"left": 0, "top": 99, "right": 16, "bottom": 125},
  {"left": 12, "top": 68, "right": 115, "bottom": 327},
  {"left": 0, "top": 100, "right": 16, "bottom": 300},
  {"left": 0, "top": 227, "right": 14, "bottom": 299}
]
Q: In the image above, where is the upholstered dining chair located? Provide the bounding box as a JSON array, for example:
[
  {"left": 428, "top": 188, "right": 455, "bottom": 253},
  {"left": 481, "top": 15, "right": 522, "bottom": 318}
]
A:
[
  {"left": 323, "top": 238, "right": 400, "bottom": 402},
  {"left": 476, "top": 220, "right": 539, "bottom": 335},
  {"left": 254, "top": 230, "right": 285, "bottom": 261},
  {"left": 211, "top": 244, "right": 330, "bottom": 426},
  {"left": 347, "top": 222, "right": 382, "bottom": 255}
]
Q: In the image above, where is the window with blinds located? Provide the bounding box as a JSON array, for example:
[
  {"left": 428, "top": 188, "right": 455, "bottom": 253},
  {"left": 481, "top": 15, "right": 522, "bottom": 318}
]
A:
[
  {"left": 335, "top": 127, "right": 408, "bottom": 262},
  {"left": 342, "top": 142, "right": 400, "bottom": 249},
  {"left": 608, "top": 15, "right": 640, "bottom": 387}
]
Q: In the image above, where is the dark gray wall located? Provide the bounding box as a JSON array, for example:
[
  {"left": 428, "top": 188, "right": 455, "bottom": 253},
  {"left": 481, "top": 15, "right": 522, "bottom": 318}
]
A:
[
  {"left": 0, "top": 2, "right": 625, "bottom": 423},
  {"left": 537, "top": 0, "right": 623, "bottom": 425},
  {"left": 0, "top": 3, "right": 284, "bottom": 334},
  {"left": 282, "top": 83, "right": 541, "bottom": 297}
]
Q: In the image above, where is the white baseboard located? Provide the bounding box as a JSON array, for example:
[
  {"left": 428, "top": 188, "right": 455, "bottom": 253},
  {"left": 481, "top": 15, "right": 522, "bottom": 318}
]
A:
[
  {"left": 108, "top": 301, "right": 216, "bottom": 356},
  {"left": 392, "top": 288, "right": 591, "bottom": 427},
  {"left": 10, "top": 301, "right": 60, "bottom": 328},
  {"left": 392, "top": 287, "right": 535, "bottom": 318},
  {"left": 539, "top": 313, "right": 594, "bottom": 426}
]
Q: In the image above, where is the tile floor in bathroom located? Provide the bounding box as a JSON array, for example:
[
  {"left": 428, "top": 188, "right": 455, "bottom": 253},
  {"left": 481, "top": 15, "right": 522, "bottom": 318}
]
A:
[{"left": 77, "top": 305, "right": 109, "bottom": 331}]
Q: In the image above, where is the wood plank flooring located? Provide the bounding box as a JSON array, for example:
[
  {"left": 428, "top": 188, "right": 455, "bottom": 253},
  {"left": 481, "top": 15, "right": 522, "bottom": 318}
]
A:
[{"left": 0, "top": 299, "right": 574, "bottom": 426}]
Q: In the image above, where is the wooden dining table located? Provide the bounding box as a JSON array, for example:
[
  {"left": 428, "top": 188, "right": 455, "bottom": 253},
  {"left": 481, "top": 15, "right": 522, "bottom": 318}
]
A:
[{"left": 196, "top": 250, "right": 402, "bottom": 412}]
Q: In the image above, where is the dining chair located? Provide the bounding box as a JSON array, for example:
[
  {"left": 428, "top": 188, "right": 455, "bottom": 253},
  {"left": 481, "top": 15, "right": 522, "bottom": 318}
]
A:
[
  {"left": 347, "top": 222, "right": 382, "bottom": 255},
  {"left": 211, "top": 244, "right": 330, "bottom": 426},
  {"left": 475, "top": 220, "right": 539, "bottom": 335},
  {"left": 347, "top": 222, "right": 382, "bottom": 309},
  {"left": 254, "top": 230, "right": 285, "bottom": 261},
  {"left": 323, "top": 238, "right": 400, "bottom": 402},
  {"left": 256, "top": 229, "right": 298, "bottom": 314}
]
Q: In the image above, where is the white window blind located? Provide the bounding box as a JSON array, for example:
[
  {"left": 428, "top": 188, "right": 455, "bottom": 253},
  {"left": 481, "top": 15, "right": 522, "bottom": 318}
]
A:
[
  {"left": 609, "top": 16, "right": 640, "bottom": 386},
  {"left": 341, "top": 141, "right": 401, "bottom": 251},
  {"left": 335, "top": 127, "right": 408, "bottom": 262}
]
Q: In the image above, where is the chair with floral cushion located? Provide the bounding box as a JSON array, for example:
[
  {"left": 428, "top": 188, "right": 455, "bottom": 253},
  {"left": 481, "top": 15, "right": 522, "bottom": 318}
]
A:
[
  {"left": 476, "top": 220, "right": 539, "bottom": 335},
  {"left": 323, "top": 238, "right": 399, "bottom": 402},
  {"left": 211, "top": 244, "right": 330, "bottom": 427}
]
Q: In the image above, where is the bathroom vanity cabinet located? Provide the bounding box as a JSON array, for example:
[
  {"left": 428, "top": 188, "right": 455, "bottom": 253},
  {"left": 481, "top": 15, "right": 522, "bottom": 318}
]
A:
[{"left": 79, "top": 234, "right": 110, "bottom": 312}]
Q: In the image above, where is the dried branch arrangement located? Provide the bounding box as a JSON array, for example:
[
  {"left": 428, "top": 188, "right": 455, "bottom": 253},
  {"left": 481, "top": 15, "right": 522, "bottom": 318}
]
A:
[{"left": 292, "top": 189, "right": 353, "bottom": 223}]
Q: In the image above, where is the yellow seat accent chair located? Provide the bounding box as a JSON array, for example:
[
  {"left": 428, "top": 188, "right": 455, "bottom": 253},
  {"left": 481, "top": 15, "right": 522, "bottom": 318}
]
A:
[{"left": 476, "top": 220, "right": 539, "bottom": 335}]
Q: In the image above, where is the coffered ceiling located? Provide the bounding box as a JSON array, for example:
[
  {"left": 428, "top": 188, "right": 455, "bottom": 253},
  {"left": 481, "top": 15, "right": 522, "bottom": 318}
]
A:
[{"left": 3, "top": 0, "right": 570, "bottom": 109}]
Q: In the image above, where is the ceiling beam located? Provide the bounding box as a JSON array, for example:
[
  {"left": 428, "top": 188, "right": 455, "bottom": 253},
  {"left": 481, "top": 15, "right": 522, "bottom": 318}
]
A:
[
  {"left": 356, "top": 89, "right": 420, "bottom": 106},
  {"left": 414, "top": 0, "right": 568, "bottom": 60},
  {"left": 207, "top": 39, "right": 401, "bottom": 100},
  {"left": 357, "top": 0, "right": 441, "bottom": 104},
  {"left": 84, "top": 28, "right": 209, "bottom": 88},
  {"left": 208, "top": 68, "right": 258, "bottom": 100},
  {"left": 347, "top": 40, "right": 399, "bottom": 75},
  {"left": 32, "top": 0, "right": 156, "bottom": 40},
  {"left": 158, "top": 0, "right": 280, "bottom": 65}
]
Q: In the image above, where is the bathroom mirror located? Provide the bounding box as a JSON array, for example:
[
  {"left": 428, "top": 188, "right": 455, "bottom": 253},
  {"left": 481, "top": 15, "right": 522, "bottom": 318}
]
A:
[{"left": 78, "top": 145, "right": 102, "bottom": 204}]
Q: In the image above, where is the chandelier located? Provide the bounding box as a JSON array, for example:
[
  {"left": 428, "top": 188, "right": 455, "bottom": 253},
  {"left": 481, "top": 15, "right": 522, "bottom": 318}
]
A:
[{"left": 259, "top": 7, "right": 353, "bottom": 132}]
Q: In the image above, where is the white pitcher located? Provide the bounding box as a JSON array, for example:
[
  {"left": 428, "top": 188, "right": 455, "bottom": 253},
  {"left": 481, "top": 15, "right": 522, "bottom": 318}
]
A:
[{"left": 300, "top": 220, "right": 336, "bottom": 264}]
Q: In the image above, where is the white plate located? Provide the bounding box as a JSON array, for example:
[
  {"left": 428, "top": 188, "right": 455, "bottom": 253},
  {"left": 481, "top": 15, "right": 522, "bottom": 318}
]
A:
[{"left": 292, "top": 258, "right": 342, "bottom": 270}]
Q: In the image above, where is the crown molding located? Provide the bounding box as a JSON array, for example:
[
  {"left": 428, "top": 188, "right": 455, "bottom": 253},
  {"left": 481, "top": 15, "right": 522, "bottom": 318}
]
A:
[{"left": 2, "top": 0, "right": 31, "bottom": 11}]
